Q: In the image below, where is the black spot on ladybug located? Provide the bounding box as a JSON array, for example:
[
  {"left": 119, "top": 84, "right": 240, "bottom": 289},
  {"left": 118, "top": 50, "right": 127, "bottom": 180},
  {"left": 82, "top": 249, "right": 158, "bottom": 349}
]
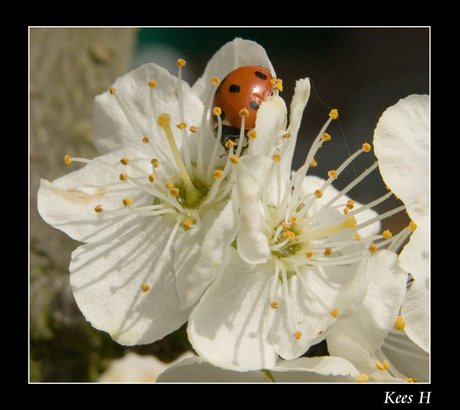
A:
[
  {"left": 229, "top": 84, "right": 240, "bottom": 93},
  {"left": 249, "top": 101, "right": 260, "bottom": 110},
  {"left": 254, "top": 71, "right": 268, "bottom": 80}
]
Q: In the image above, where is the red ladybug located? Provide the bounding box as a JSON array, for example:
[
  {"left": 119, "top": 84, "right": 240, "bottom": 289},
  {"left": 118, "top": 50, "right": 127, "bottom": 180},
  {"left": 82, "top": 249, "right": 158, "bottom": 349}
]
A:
[{"left": 211, "top": 65, "right": 274, "bottom": 152}]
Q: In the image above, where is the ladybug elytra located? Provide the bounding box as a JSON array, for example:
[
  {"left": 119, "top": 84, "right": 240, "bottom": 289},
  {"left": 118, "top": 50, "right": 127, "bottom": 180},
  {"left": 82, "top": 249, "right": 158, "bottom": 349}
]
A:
[{"left": 211, "top": 65, "right": 274, "bottom": 152}]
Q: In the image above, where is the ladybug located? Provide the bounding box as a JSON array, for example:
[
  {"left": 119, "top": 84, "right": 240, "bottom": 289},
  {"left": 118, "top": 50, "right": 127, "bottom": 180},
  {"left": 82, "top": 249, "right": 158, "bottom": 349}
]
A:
[{"left": 211, "top": 65, "right": 274, "bottom": 152}]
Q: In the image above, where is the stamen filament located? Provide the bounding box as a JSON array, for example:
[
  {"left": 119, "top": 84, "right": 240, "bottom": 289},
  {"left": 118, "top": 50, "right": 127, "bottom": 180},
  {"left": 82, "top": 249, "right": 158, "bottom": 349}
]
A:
[{"left": 158, "top": 113, "right": 201, "bottom": 207}]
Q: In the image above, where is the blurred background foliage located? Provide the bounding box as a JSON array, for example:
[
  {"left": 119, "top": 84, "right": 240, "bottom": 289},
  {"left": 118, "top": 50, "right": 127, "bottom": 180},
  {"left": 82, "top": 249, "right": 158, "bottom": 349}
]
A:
[{"left": 29, "top": 27, "right": 429, "bottom": 382}]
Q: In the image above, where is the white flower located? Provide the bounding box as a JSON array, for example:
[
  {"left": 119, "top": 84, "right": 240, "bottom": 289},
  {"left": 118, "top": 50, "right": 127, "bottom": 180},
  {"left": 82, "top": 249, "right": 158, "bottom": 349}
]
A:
[
  {"left": 37, "top": 38, "right": 282, "bottom": 345},
  {"left": 187, "top": 108, "right": 410, "bottom": 371},
  {"left": 373, "top": 95, "right": 430, "bottom": 353}
]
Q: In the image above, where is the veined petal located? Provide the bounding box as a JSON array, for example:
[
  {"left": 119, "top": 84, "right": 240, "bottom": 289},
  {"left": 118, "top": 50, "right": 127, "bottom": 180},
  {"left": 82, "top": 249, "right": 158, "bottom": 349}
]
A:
[
  {"left": 334, "top": 250, "right": 408, "bottom": 353},
  {"left": 401, "top": 275, "right": 429, "bottom": 353},
  {"left": 327, "top": 329, "right": 400, "bottom": 382},
  {"left": 94, "top": 63, "right": 203, "bottom": 155},
  {"left": 175, "top": 201, "right": 238, "bottom": 309},
  {"left": 187, "top": 260, "right": 278, "bottom": 372},
  {"left": 37, "top": 148, "right": 151, "bottom": 243},
  {"left": 373, "top": 94, "right": 429, "bottom": 228},
  {"left": 268, "top": 256, "right": 370, "bottom": 360},
  {"left": 192, "top": 38, "right": 276, "bottom": 102},
  {"left": 70, "top": 217, "right": 192, "bottom": 346}
]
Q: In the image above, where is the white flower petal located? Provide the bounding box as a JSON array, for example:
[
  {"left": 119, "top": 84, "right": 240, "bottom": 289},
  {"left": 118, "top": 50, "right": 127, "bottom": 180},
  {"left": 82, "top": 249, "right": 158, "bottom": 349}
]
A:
[
  {"left": 381, "top": 330, "right": 429, "bottom": 381},
  {"left": 273, "top": 356, "right": 359, "bottom": 380},
  {"left": 373, "top": 94, "right": 429, "bottom": 228},
  {"left": 157, "top": 356, "right": 271, "bottom": 383},
  {"left": 268, "top": 257, "right": 370, "bottom": 360},
  {"left": 192, "top": 38, "right": 275, "bottom": 102},
  {"left": 281, "top": 77, "right": 311, "bottom": 174},
  {"left": 94, "top": 63, "right": 203, "bottom": 155},
  {"left": 251, "top": 94, "right": 287, "bottom": 158},
  {"left": 327, "top": 329, "right": 400, "bottom": 382},
  {"left": 157, "top": 355, "right": 359, "bottom": 382},
  {"left": 235, "top": 164, "right": 270, "bottom": 264},
  {"left": 175, "top": 202, "right": 238, "bottom": 309},
  {"left": 187, "top": 260, "right": 278, "bottom": 372},
  {"left": 70, "top": 217, "right": 192, "bottom": 345},
  {"left": 401, "top": 276, "right": 429, "bottom": 352},
  {"left": 37, "top": 148, "right": 151, "bottom": 243},
  {"left": 335, "top": 250, "right": 408, "bottom": 352}
]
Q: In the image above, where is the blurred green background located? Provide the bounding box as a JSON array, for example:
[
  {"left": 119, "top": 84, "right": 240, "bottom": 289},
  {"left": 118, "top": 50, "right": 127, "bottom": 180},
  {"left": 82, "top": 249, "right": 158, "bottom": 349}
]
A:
[{"left": 29, "top": 27, "right": 429, "bottom": 382}]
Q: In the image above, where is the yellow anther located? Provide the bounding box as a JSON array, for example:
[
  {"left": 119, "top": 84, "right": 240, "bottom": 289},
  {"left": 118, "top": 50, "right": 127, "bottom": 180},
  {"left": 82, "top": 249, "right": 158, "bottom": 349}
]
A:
[
  {"left": 151, "top": 158, "right": 160, "bottom": 168},
  {"left": 310, "top": 158, "right": 318, "bottom": 167},
  {"left": 330, "top": 308, "right": 339, "bottom": 318},
  {"left": 120, "top": 157, "right": 129, "bottom": 166},
  {"left": 142, "top": 283, "right": 150, "bottom": 292},
  {"left": 354, "top": 373, "right": 369, "bottom": 383},
  {"left": 109, "top": 86, "right": 116, "bottom": 95},
  {"left": 345, "top": 215, "right": 357, "bottom": 230},
  {"left": 395, "top": 316, "right": 406, "bottom": 330},
  {"left": 166, "top": 182, "right": 175, "bottom": 189},
  {"left": 64, "top": 155, "right": 72, "bottom": 164},
  {"left": 211, "top": 77, "right": 220, "bottom": 85},
  {"left": 225, "top": 140, "right": 236, "bottom": 149},
  {"left": 176, "top": 58, "right": 186, "bottom": 67},
  {"left": 123, "top": 197, "right": 132, "bottom": 206},
  {"left": 282, "top": 132, "right": 291, "bottom": 139},
  {"left": 294, "top": 331, "right": 302, "bottom": 340},
  {"left": 190, "top": 125, "right": 198, "bottom": 133},
  {"left": 270, "top": 300, "right": 279, "bottom": 309},
  {"left": 183, "top": 219, "right": 193, "bottom": 229},
  {"left": 315, "top": 189, "right": 323, "bottom": 198},
  {"left": 176, "top": 122, "right": 187, "bottom": 129},
  {"left": 382, "top": 230, "right": 392, "bottom": 239},
  {"left": 170, "top": 188, "right": 180, "bottom": 197},
  {"left": 142, "top": 136, "right": 150, "bottom": 143},
  {"left": 247, "top": 130, "right": 257, "bottom": 140},
  {"left": 322, "top": 133, "right": 331, "bottom": 141},
  {"left": 353, "top": 234, "right": 361, "bottom": 241},
  {"left": 304, "top": 250, "right": 313, "bottom": 258},
  {"left": 329, "top": 109, "right": 339, "bottom": 119},
  {"left": 148, "top": 173, "right": 156, "bottom": 183},
  {"left": 119, "top": 173, "right": 128, "bottom": 182},
  {"left": 362, "top": 142, "right": 371, "bottom": 152},
  {"left": 273, "top": 154, "right": 281, "bottom": 162},
  {"left": 347, "top": 200, "right": 355, "bottom": 209},
  {"left": 290, "top": 216, "right": 298, "bottom": 225},
  {"left": 213, "top": 107, "right": 222, "bottom": 116},
  {"left": 213, "top": 169, "right": 223, "bottom": 179},
  {"left": 404, "top": 378, "right": 418, "bottom": 383},
  {"left": 369, "top": 243, "right": 378, "bottom": 253},
  {"left": 157, "top": 113, "right": 171, "bottom": 127},
  {"left": 343, "top": 207, "right": 350, "bottom": 215},
  {"left": 376, "top": 360, "right": 390, "bottom": 371},
  {"left": 148, "top": 79, "right": 157, "bottom": 88},
  {"left": 271, "top": 78, "right": 283, "bottom": 91},
  {"left": 239, "top": 108, "right": 249, "bottom": 117},
  {"left": 328, "top": 170, "right": 338, "bottom": 179},
  {"left": 230, "top": 154, "right": 240, "bottom": 164},
  {"left": 283, "top": 231, "right": 295, "bottom": 239},
  {"left": 324, "top": 247, "right": 332, "bottom": 256},
  {"left": 94, "top": 205, "right": 103, "bottom": 213},
  {"left": 409, "top": 221, "right": 417, "bottom": 231},
  {"left": 282, "top": 221, "right": 291, "bottom": 231}
]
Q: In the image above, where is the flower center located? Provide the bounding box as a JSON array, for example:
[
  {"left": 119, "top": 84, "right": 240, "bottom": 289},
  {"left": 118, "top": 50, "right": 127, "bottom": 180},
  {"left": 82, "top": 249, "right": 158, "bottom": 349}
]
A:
[
  {"left": 65, "top": 59, "right": 253, "bottom": 230},
  {"left": 258, "top": 110, "right": 415, "bottom": 340}
]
